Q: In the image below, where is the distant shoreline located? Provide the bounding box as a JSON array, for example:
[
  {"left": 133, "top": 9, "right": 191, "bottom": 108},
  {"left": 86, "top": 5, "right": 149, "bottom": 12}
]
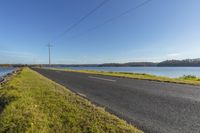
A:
[
  {"left": 1, "top": 58, "right": 200, "bottom": 67},
  {"left": 53, "top": 66, "right": 200, "bottom": 67}
]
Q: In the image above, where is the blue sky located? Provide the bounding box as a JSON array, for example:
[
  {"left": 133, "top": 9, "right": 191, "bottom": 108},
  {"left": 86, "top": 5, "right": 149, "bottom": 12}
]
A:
[{"left": 0, "top": 0, "right": 200, "bottom": 64}]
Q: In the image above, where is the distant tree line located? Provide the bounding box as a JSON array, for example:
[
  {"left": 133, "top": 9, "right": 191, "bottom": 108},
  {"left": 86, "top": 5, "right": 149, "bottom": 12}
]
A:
[
  {"left": 157, "top": 59, "right": 200, "bottom": 67},
  {"left": 1, "top": 58, "right": 200, "bottom": 67}
]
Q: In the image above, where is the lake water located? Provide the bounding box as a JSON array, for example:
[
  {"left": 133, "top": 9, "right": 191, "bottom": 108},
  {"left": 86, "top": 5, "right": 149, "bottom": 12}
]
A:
[
  {"left": 0, "top": 67, "right": 15, "bottom": 78},
  {"left": 61, "top": 67, "right": 200, "bottom": 78}
]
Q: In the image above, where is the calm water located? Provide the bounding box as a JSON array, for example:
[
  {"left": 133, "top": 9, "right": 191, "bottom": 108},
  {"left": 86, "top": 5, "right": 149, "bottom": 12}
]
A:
[
  {"left": 0, "top": 67, "right": 15, "bottom": 78},
  {"left": 61, "top": 67, "right": 200, "bottom": 78}
]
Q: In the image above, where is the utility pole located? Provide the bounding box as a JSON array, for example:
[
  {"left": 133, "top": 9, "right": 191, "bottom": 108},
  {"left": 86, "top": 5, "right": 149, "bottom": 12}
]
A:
[{"left": 47, "top": 43, "right": 53, "bottom": 66}]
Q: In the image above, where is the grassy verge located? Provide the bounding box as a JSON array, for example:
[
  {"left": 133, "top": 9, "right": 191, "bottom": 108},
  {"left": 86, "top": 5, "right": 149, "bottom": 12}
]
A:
[
  {"left": 0, "top": 68, "right": 142, "bottom": 133},
  {"left": 48, "top": 68, "right": 200, "bottom": 86}
]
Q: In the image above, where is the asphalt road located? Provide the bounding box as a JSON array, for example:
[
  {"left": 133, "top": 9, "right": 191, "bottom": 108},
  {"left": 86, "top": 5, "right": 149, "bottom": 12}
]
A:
[{"left": 33, "top": 68, "right": 200, "bottom": 133}]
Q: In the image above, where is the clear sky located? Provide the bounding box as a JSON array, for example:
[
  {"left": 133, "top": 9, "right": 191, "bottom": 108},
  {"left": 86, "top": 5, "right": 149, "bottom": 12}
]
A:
[{"left": 0, "top": 0, "right": 200, "bottom": 64}]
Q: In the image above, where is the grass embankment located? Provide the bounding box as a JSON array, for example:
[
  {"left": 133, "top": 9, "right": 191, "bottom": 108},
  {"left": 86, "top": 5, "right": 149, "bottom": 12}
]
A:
[
  {"left": 0, "top": 68, "right": 141, "bottom": 133},
  {"left": 49, "top": 68, "right": 200, "bottom": 86}
]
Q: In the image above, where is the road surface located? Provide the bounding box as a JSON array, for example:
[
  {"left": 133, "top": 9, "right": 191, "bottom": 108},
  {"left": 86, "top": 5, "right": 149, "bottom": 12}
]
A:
[{"left": 33, "top": 68, "right": 200, "bottom": 133}]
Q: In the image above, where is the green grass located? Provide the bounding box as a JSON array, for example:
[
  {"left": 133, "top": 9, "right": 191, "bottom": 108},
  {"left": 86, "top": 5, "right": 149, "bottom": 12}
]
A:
[
  {"left": 48, "top": 68, "right": 200, "bottom": 86},
  {"left": 0, "top": 68, "right": 142, "bottom": 133}
]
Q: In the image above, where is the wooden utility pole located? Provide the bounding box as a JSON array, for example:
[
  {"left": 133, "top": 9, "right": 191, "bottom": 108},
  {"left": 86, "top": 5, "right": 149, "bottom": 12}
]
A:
[{"left": 47, "top": 43, "right": 53, "bottom": 65}]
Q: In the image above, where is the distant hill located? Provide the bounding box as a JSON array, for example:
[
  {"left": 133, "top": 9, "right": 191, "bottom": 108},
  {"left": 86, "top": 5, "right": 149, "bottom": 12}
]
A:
[
  {"left": 2, "top": 58, "right": 200, "bottom": 67},
  {"left": 157, "top": 58, "right": 200, "bottom": 67},
  {"left": 56, "top": 58, "right": 200, "bottom": 67}
]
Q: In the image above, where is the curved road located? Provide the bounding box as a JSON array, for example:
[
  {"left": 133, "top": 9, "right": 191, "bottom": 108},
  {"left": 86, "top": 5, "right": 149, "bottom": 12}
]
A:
[{"left": 33, "top": 68, "right": 200, "bottom": 133}]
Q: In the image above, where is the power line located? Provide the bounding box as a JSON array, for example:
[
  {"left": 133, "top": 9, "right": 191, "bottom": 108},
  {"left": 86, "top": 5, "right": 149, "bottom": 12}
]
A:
[
  {"left": 52, "top": 0, "right": 110, "bottom": 42},
  {"left": 45, "top": 0, "right": 151, "bottom": 64},
  {"left": 46, "top": 0, "right": 110, "bottom": 64},
  {"left": 71, "top": 0, "right": 152, "bottom": 39}
]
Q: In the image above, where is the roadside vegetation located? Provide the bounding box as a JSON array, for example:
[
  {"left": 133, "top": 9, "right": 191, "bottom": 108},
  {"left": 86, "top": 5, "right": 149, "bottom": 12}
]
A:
[
  {"left": 0, "top": 68, "right": 141, "bottom": 133},
  {"left": 49, "top": 68, "right": 200, "bottom": 86}
]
